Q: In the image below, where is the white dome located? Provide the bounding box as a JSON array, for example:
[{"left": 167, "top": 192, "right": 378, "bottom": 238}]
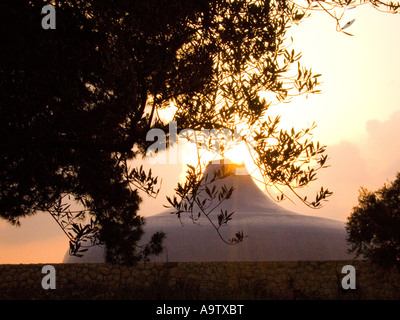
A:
[{"left": 64, "top": 160, "right": 352, "bottom": 263}]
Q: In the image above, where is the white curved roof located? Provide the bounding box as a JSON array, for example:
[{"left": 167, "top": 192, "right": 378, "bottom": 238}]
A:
[{"left": 64, "top": 160, "right": 352, "bottom": 263}]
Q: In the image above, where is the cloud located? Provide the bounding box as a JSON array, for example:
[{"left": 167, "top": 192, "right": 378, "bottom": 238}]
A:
[
  {"left": 315, "top": 140, "right": 370, "bottom": 221},
  {"left": 363, "top": 110, "right": 400, "bottom": 181},
  {"left": 302, "top": 110, "right": 400, "bottom": 222}
]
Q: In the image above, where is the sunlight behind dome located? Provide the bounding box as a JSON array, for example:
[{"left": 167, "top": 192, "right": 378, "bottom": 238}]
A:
[{"left": 64, "top": 160, "right": 352, "bottom": 263}]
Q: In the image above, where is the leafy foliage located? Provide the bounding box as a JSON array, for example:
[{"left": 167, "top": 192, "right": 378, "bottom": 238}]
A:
[
  {"left": 163, "top": 0, "right": 399, "bottom": 240},
  {"left": 288, "top": 0, "right": 400, "bottom": 36},
  {"left": 166, "top": 164, "right": 244, "bottom": 244},
  {"left": 166, "top": 0, "right": 333, "bottom": 219},
  {"left": 1, "top": 0, "right": 215, "bottom": 263},
  {"left": 1, "top": 0, "right": 399, "bottom": 264},
  {"left": 346, "top": 172, "right": 400, "bottom": 270}
]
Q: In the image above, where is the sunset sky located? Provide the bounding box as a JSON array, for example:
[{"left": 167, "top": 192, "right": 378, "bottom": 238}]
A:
[{"left": 1, "top": 5, "right": 400, "bottom": 264}]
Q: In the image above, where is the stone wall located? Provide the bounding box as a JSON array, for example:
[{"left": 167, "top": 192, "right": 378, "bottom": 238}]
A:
[{"left": 1, "top": 260, "right": 399, "bottom": 299}]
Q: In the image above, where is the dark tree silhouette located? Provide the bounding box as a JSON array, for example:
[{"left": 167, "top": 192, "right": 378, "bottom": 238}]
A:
[
  {"left": 346, "top": 172, "right": 400, "bottom": 270},
  {"left": 1, "top": 0, "right": 212, "bottom": 263},
  {"left": 1, "top": 0, "right": 399, "bottom": 264}
]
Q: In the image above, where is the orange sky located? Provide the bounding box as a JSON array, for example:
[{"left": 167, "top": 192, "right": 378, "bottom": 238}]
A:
[{"left": 1, "top": 6, "right": 400, "bottom": 264}]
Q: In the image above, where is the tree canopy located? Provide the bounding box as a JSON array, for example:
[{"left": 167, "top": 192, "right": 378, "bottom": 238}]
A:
[
  {"left": 346, "top": 173, "right": 400, "bottom": 270},
  {"left": 1, "top": 0, "right": 399, "bottom": 264}
]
